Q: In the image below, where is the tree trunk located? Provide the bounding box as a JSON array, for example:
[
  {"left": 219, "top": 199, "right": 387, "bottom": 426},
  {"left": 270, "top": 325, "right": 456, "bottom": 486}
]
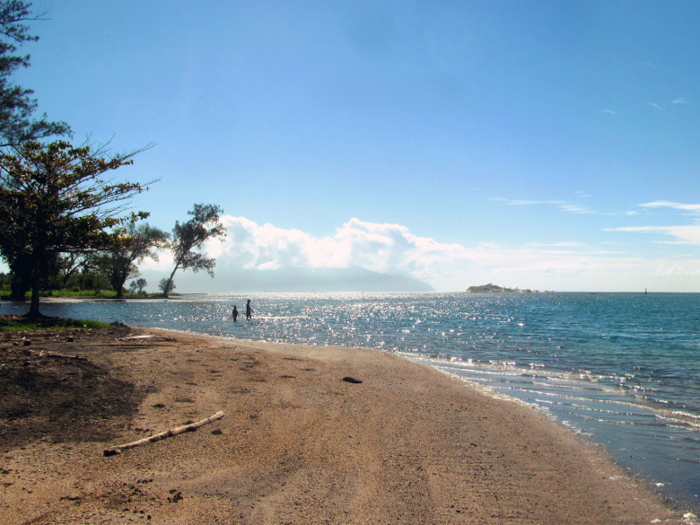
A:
[
  {"left": 163, "top": 266, "right": 178, "bottom": 298},
  {"left": 27, "top": 258, "right": 43, "bottom": 319}
]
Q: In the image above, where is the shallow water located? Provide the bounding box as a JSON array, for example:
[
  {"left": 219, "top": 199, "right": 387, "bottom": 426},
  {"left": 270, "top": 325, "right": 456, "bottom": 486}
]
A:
[{"left": 6, "top": 292, "right": 699, "bottom": 510}]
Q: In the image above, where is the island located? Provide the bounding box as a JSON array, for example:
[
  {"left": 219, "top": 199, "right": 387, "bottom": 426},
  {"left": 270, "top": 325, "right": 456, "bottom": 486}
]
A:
[{"left": 466, "top": 283, "right": 544, "bottom": 293}]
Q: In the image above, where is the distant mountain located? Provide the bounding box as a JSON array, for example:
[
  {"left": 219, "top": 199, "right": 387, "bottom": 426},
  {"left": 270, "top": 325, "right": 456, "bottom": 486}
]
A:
[{"left": 140, "top": 266, "right": 434, "bottom": 293}]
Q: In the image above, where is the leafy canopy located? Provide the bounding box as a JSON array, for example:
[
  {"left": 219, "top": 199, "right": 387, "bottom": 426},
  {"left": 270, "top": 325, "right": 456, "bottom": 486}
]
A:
[
  {"left": 103, "top": 221, "right": 169, "bottom": 298},
  {"left": 0, "top": 140, "right": 150, "bottom": 316},
  {"left": 160, "top": 204, "right": 226, "bottom": 297},
  {"left": 0, "top": 1, "right": 70, "bottom": 147}
]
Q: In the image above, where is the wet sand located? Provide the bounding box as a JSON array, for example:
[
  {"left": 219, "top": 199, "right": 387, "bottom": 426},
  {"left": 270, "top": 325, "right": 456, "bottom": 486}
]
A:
[{"left": 0, "top": 326, "right": 690, "bottom": 524}]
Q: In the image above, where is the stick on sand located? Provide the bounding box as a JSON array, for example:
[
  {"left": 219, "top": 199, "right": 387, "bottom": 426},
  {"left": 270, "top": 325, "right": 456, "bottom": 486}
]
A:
[{"left": 104, "top": 410, "right": 224, "bottom": 457}]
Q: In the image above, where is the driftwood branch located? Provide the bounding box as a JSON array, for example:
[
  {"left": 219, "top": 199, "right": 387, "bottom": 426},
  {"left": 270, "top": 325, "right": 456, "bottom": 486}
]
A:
[
  {"left": 104, "top": 411, "right": 224, "bottom": 457},
  {"left": 28, "top": 349, "right": 87, "bottom": 361}
]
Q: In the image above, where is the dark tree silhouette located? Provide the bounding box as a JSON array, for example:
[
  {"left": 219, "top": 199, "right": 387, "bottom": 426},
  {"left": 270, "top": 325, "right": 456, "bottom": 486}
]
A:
[
  {"left": 0, "top": 1, "right": 70, "bottom": 148},
  {"left": 104, "top": 222, "right": 169, "bottom": 298},
  {"left": 0, "top": 141, "right": 150, "bottom": 317},
  {"left": 161, "top": 204, "right": 226, "bottom": 298}
]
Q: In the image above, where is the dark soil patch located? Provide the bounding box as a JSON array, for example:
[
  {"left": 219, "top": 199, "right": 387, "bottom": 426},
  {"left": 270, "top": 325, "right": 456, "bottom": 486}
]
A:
[{"left": 0, "top": 323, "right": 147, "bottom": 450}]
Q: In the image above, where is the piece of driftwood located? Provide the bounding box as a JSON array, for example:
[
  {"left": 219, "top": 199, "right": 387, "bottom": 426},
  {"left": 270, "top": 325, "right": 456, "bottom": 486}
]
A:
[
  {"left": 28, "top": 349, "right": 87, "bottom": 361},
  {"left": 116, "top": 335, "right": 176, "bottom": 342},
  {"left": 104, "top": 411, "right": 224, "bottom": 456}
]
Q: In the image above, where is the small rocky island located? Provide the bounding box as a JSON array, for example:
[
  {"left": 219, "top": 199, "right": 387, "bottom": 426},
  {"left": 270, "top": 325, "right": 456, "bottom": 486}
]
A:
[{"left": 466, "top": 283, "right": 543, "bottom": 293}]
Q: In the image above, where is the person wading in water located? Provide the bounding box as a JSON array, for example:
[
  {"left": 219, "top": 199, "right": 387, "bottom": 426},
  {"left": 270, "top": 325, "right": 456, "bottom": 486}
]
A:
[
  {"left": 246, "top": 299, "right": 253, "bottom": 321},
  {"left": 232, "top": 305, "right": 239, "bottom": 322}
]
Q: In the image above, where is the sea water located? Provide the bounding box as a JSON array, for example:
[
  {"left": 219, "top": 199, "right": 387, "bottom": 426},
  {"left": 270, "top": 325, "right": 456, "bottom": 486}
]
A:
[{"left": 6, "top": 292, "right": 699, "bottom": 511}]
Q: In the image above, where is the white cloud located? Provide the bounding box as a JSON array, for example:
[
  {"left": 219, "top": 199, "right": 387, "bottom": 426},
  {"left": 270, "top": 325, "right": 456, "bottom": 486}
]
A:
[
  {"left": 646, "top": 102, "right": 664, "bottom": 110},
  {"left": 558, "top": 204, "right": 596, "bottom": 214},
  {"left": 639, "top": 201, "right": 700, "bottom": 213},
  {"left": 526, "top": 241, "right": 585, "bottom": 247},
  {"left": 491, "top": 198, "right": 564, "bottom": 206},
  {"left": 606, "top": 225, "right": 700, "bottom": 246},
  {"left": 494, "top": 196, "right": 629, "bottom": 216},
  {"left": 601, "top": 109, "right": 616, "bottom": 114},
  {"left": 206, "top": 216, "right": 471, "bottom": 281},
  {"left": 673, "top": 97, "right": 689, "bottom": 104},
  {"left": 603, "top": 201, "right": 700, "bottom": 247},
  {"left": 139, "top": 216, "right": 700, "bottom": 292}
]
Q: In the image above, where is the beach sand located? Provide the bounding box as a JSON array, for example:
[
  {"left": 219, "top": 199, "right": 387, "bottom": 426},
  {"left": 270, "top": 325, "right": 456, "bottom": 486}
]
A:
[{"left": 0, "top": 325, "right": 690, "bottom": 524}]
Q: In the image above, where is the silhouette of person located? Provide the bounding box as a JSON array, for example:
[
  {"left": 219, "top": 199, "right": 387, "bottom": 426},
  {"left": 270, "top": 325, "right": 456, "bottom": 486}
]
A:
[
  {"left": 246, "top": 299, "right": 253, "bottom": 321},
  {"left": 232, "top": 305, "right": 238, "bottom": 322}
]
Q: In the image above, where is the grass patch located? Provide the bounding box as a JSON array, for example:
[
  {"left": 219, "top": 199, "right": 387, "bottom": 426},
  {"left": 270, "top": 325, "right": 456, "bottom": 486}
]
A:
[
  {"left": 0, "top": 316, "right": 112, "bottom": 332},
  {"left": 43, "top": 290, "right": 119, "bottom": 298}
]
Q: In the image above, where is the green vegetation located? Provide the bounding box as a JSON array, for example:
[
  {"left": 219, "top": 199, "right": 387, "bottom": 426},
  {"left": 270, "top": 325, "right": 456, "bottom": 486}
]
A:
[
  {"left": 0, "top": 288, "right": 169, "bottom": 299},
  {"left": 0, "top": 316, "right": 111, "bottom": 332},
  {"left": 0, "top": 1, "right": 70, "bottom": 149},
  {"left": 0, "top": 141, "right": 151, "bottom": 317},
  {"left": 160, "top": 204, "right": 226, "bottom": 298},
  {"left": 466, "top": 283, "right": 540, "bottom": 293},
  {"left": 102, "top": 222, "right": 169, "bottom": 299},
  {"left": 0, "top": 2, "right": 222, "bottom": 317}
]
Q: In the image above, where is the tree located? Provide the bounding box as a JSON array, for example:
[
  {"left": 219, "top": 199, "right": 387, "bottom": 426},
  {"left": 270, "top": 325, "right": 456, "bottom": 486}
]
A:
[
  {"left": 128, "top": 277, "right": 147, "bottom": 294},
  {"left": 0, "top": 140, "right": 150, "bottom": 317},
  {"left": 158, "top": 277, "right": 175, "bottom": 295},
  {"left": 0, "top": 1, "right": 70, "bottom": 148},
  {"left": 160, "top": 204, "right": 226, "bottom": 298},
  {"left": 104, "top": 221, "right": 169, "bottom": 299}
]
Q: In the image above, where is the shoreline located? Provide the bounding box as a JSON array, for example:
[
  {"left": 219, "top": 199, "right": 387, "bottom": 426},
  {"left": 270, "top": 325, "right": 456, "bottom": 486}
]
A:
[{"left": 0, "top": 326, "right": 694, "bottom": 524}]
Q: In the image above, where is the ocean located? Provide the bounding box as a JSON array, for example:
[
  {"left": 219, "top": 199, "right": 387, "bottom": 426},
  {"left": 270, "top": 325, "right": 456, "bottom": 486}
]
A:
[{"left": 6, "top": 292, "right": 699, "bottom": 511}]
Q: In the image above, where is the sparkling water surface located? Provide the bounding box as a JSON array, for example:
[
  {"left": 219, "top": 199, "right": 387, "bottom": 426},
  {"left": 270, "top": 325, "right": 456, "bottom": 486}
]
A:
[{"left": 6, "top": 292, "right": 699, "bottom": 510}]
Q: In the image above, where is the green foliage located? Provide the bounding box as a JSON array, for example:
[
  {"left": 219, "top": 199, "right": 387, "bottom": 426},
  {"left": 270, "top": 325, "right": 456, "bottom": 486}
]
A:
[
  {"left": 104, "top": 221, "right": 169, "bottom": 298},
  {"left": 0, "top": 1, "right": 70, "bottom": 148},
  {"left": 161, "top": 204, "right": 226, "bottom": 297},
  {"left": 0, "top": 316, "right": 111, "bottom": 331},
  {"left": 0, "top": 140, "right": 151, "bottom": 317},
  {"left": 128, "top": 277, "right": 147, "bottom": 294},
  {"left": 158, "top": 277, "right": 175, "bottom": 295}
]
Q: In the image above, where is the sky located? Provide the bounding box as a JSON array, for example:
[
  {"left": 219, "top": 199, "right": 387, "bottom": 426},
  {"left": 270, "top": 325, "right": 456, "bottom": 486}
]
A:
[{"left": 9, "top": 0, "right": 700, "bottom": 292}]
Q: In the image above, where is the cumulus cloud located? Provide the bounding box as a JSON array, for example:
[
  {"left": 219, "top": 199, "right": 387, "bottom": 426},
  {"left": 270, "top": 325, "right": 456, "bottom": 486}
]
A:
[
  {"left": 134, "top": 214, "right": 700, "bottom": 291},
  {"left": 205, "top": 216, "right": 470, "bottom": 281}
]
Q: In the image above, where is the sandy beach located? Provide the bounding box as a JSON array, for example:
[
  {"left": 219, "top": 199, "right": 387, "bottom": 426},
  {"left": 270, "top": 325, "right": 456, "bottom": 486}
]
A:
[{"left": 0, "top": 325, "right": 691, "bottom": 524}]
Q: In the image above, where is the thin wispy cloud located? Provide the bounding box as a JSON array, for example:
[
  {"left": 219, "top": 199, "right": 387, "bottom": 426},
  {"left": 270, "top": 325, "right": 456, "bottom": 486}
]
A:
[
  {"left": 646, "top": 102, "right": 664, "bottom": 110},
  {"left": 495, "top": 196, "right": 629, "bottom": 216},
  {"left": 605, "top": 202, "right": 700, "bottom": 246},
  {"left": 607, "top": 225, "right": 700, "bottom": 246},
  {"left": 558, "top": 204, "right": 596, "bottom": 215},
  {"left": 600, "top": 109, "right": 616, "bottom": 114},
  {"left": 673, "top": 97, "right": 689, "bottom": 104},
  {"left": 527, "top": 241, "right": 585, "bottom": 247},
  {"left": 639, "top": 201, "right": 700, "bottom": 213},
  {"left": 491, "top": 198, "right": 564, "bottom": 206}
]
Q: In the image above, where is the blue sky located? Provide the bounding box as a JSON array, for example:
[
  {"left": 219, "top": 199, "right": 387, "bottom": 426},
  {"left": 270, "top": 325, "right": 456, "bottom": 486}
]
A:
[{"left": 11, "top": 0, "right": 700, "bottom": 291}]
